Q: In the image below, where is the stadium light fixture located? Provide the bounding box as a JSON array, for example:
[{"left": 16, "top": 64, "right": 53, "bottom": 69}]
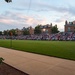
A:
[{"left": 5, "top": 0, "right": 12, "bottom": 3}]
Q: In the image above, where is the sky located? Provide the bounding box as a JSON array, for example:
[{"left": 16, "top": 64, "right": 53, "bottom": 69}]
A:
[{"left": 0, "top": 0, "right": 75, "bottom": 31}]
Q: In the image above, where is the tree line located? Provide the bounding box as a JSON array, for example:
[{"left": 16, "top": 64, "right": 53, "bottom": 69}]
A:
[{"left": 0, "top": 24, "right": 59, "bottom": 36}]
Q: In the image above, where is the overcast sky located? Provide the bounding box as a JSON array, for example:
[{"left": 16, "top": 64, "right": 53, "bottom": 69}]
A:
[{"left": 0, "top": 0, "right": 75, "bottom": 31}]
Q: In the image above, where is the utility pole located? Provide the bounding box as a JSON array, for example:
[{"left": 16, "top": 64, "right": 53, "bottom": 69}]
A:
[{"left": 10, "top": 32, "right": 13, "bottom": 48}]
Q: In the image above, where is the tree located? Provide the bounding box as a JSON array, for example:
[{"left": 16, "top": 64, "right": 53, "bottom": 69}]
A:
[
  {"left": 0, "top": 31, "right": 2, "bottom": 35},
  {"left": 5, "top": 0, "right": 12, "bottom": 3},
  {"left": 23, "top": 28, "right": 29, "bottom": 35},
  {"left": 3, "top": 30, "right": 8, "bottom": 35},
  {"left": 3, "top": 29, "right": 17, "bottom": 36},
  {"left": 0, "top": 57, "right": 4, "bottom": 64},
  {"left": 34, "top": 25, "right": 41, "bottom": 34},
  {"left": 51, "top": 25, "right": 59, "bottom": 34},
  {"left": 8, "top": 29, "right": 16, "bottom": 36}
]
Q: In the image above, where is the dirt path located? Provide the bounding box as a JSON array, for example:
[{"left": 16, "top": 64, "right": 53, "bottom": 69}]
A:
[{"left": 0, "top": 62, "right": 29, "bottom": 75}]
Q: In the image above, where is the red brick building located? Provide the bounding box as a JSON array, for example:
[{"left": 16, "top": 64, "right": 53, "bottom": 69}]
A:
[
  {"left": 29, "top": 26, "right": 34, "bottom": 35},
  {"left": 22, "top": 26, "right": 34, "bottom": 35},
  {"left": 40, "top": 24, "right": 52, "bottom": 34},
  {"left": 15, "top": 28, "right": 23, "bottom": 35},
  {"left": 64, "top": 20, "right": 75, "bottom": 32}
]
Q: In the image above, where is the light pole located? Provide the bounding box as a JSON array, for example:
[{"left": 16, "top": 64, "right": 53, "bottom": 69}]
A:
[
  {"left": 2, "top": 32, "right": 4, "bottom": 39},
  {"left": 10, "top": 32, "right": 13, "bottom": 48}
]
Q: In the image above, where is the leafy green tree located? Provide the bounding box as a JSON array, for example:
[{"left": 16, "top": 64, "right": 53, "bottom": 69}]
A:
[
  {"left": 3, "top": 30, "right": 8, "bottom": 35},
  {"left": 8, "top": 29, "right": 16, "bottom": 36},
  {"left": 3, "top": 29, "right": 17, "bottom": 36},
  {"left": 34, "top": 25, "right": 41, "bottom": 34},
  {"left": 0, "top": 31, "right": 2, "bottom": 35},
  {"left": 23, "top": 29, "right": 29, "bottom": 35},
  {"left": 51, "top": 25, "right": 59, "bottom": 34},
  {"left": 0, "top": 57, "right": 4, "bottom": 64}
]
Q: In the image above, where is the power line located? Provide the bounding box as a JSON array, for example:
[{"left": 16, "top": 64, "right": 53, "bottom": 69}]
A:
[{"left": 27, "top": 0, "right": 32, "bottom": 14}]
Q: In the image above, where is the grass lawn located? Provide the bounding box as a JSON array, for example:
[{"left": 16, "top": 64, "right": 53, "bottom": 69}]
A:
[{"left": 0, "top": 39, "right": 75, "bottom": 60}]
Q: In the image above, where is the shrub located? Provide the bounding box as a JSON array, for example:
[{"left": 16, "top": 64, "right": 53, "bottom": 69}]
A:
[{"left": 0, "top": 57, "right": 4, "bottom": 64}]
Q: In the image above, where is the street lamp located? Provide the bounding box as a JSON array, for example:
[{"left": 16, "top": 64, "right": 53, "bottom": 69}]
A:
[
  {"left": 2, "top": 32, "right": 4, "bottom": 39},
  {"left": 10, "top": 32, "right": 13, "bottom": 48},
  {"left": 5, "top": 0, "right": 12, "bottom": 3}
]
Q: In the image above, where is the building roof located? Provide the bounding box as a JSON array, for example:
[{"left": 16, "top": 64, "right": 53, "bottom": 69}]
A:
[
  {"left": 65, "top": 20, "right": 75, "bottom": 26},
  {"left": 40, "top": 25, "right": 51, "bottom": 29}
]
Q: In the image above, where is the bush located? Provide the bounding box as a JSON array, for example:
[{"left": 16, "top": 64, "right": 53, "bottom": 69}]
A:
[{"left": 0, "top": 57, "right": 4, "bottom": 64}]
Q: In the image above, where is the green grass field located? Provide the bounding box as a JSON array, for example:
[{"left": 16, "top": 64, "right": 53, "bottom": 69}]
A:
[{"left": 0, "top": 39, "right": 75, "bottom": 60}]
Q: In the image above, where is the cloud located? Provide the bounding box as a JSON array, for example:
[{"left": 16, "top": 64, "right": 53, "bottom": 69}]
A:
[
  {"left": 0, "top": 19, "right": 14, "bottom": 24},
  {"left": 1, "top": 0, "right": 75, "bottom": 32},
  {"left": 54, "top": 12, "right": 75, "bottom": 23},
  {"left": 11, "top": 1, "right": 74, "bottom": 15},
  {"left": 53, "top": 13, "right": 71, "bottom": 32},
  {"left": 11, "top": 0, "right": 75, "bottom": 17},
  {"left": 0, "top": 11, "right": 47, "bottom": 30},
  {"left": 39, "top": 3, "right": 75, "bottom": 17}
]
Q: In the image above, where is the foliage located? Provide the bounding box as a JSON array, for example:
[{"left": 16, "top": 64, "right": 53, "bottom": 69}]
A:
[
  {"left": 0, "top": 57, "right": 4, "bottom": 64},
  {"left": 23, "top": 29, "right": 29, "bottom": 35},
  {"left": 0, "top": 31, "right": 2, "bottom": 35},
  {"left": 51, "top": 25, "right": 59, "bottom": 34},
  {"left": 3, "top": 30, "right": 9, "bottom": 35},
  {"left": 8, "top": 29, "right": 16, "bottom": 36},
  {"left": 3, "top": 29, "right": 18, "bottom": 36},
  {"left": 34, "top": 25, "right": 41, "bottom": 34}
]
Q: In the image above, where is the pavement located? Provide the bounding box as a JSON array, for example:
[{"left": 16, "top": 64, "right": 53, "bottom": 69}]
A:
[{"left": 0, "top": 47, "right": 75, "bottom": 75}]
